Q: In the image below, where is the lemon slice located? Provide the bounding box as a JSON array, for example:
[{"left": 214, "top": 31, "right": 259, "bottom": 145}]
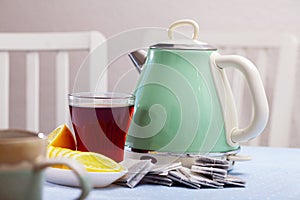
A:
[
  {"left": 47, "top": 146, "right": 123, "bottom": 172},
  {"left": 47, "top": 124, "right": 76, "bottom": 150},
  {"left": 47, "top": 146, "right": 74, "bottom": 158},
  {"left": 72, "top": 152, "right": 123, "bottom": 172},
  {"left": 47, "top": 146, "right": 74, "bottom": 169}
]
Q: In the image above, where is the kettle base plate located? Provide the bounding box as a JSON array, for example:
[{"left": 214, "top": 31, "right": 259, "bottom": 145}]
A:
[{"left": 124, "top": 146, "right": 241, "bottom": 170}]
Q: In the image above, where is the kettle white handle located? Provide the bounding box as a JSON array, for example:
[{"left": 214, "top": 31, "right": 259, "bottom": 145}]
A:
[{"left": 214, "top": 54, "right": 269, "bottom": 143}]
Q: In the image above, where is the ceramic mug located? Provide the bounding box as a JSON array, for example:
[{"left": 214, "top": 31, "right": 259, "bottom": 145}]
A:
[{"left": 0, "top": 129, "right": 92, "bottom": 200}]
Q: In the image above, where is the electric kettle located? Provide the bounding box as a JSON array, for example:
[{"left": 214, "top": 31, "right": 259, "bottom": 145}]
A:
[{"left": 126, "top": 19, "right": 269, "bottom": 156}]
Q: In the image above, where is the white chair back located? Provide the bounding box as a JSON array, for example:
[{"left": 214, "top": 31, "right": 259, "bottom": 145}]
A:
[
  {"left": 0, "top": 32, "right": 107, "bottom": 132},
  {"left": 201, "top": 31, "right": 299, "bottom": 147}
]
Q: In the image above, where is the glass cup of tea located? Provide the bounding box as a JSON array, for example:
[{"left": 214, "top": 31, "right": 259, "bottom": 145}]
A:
[{"left": 68, "top": 92, "right": 135, "bottom": 162}]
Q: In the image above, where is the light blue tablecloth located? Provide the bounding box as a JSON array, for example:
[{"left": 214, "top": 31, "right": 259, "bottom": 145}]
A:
[{"left": 43, "top": 146, "right": 300, "bottom": 200}]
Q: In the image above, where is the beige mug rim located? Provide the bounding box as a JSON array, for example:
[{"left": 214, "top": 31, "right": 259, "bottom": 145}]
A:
[{"left": 0, "top": 129, "right": 46, "bottom": 144}]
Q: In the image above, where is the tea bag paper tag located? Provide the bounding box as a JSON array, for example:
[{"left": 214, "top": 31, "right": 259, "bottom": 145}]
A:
[
  {"left": 116, "top": 159, "right": 154, "bottom": 188},
  {"left": 149, "top": 162, "right": 182, "bottom": 175}
]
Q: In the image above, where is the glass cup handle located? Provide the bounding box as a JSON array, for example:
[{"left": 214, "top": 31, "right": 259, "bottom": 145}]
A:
[{"left": 35, "top": 158, "right": 92, "bottom": 200}]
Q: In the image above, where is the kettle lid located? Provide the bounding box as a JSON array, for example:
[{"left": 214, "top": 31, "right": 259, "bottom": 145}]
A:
[{"left": 151, "top": 19, "right": 217, "bottom": 51}]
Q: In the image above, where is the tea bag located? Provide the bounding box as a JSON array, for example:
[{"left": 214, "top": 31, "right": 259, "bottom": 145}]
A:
[
  {"left": 191, "top": 165, "right": 228, "bottom": 179},
  {"left": 149, "top": 162, "right": 182, "bottom": 176},
  {"left": 178, "top": 167, "right": 224, "bottom": 188},
  {"left": 194, "top": 156, "right": 230, "bottom": 170},
  {"left": 167, "top": 170, "right": 201, "bottom": 189},
  {"left": 142, "top": 174, "right": 174, "bottom": 187},
  {"left": 116, "top": 159, "right": 154, "bottom": 188},
  {"left": 142, "top": 162, "right": 182, "bottom": 187},
  {"left": 117, "top": 155, "right": 245, "bottom": 189},
  {"left": 193, "top": 155, "right": 245, "bottom": 187},
  {"left": 194, "top": 161, "right": 230, "bottom": 170},
  {"left": 147, "top": 162, "right": 200, "bottom": 189},
  {"left": 214, "top": 175, "right": 246, "bottom": 187}
]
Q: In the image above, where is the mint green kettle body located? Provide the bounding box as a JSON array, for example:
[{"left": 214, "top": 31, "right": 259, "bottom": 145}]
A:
[{"left": 126, "top": 20, "right": 269, "bottom": 154}]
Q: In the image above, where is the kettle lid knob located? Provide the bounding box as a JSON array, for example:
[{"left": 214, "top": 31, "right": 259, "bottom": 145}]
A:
[{"left": 168, "top": 19, "right": 199, "bottom": 40}]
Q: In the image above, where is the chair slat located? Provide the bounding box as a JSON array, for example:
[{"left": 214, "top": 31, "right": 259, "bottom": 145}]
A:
[
  {"left": 56, "top": 51, "right": 69, "bottom": 127},
  {"left": 89, "top": 32, "right": 107, "bottom": 92},
  {"left": 0, "top": 52, "right": 9, "bottom": 129},
  {"left": 0, "top": 32, "right": 93, "bottom": 51},
  {"left": 26, "top": 52, "right": 39, "bottom": 132},
  {"left": 255, "top": 48, "right": 269, "bottom": 86},
  {"left": 268, "top": 35, "right": 299, "bottom": 147}
]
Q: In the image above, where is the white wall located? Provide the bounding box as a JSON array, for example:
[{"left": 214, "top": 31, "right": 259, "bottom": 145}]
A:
[
  {"left": 1, "top": 0, "right": 299, "bottom": 35},
  {"left": 1, "top": 0, "right": 300, "bottom": 146}
]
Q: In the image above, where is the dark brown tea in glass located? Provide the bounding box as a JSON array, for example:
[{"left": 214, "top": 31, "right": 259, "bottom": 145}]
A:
[{"left": 69, "top": 92, "right": 135, "bottom": 162}]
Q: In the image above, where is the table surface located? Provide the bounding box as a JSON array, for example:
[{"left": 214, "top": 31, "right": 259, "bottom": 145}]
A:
[{"left": 43, "top": 146, "right": 300, "bottom": 200}]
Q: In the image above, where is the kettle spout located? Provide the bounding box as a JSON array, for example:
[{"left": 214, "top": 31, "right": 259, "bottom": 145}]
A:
[{"left": 128, "top": 49, "right": 147, "bottom": 74}]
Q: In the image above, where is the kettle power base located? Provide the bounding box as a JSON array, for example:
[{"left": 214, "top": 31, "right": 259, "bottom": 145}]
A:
[{"left": 124, "top": 147, "right": 241, "bottom": 170}]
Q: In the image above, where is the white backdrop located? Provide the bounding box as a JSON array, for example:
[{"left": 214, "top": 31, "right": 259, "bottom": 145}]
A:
[{"left": 0, "top": 0, "right": 299, "bottom": 147}]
